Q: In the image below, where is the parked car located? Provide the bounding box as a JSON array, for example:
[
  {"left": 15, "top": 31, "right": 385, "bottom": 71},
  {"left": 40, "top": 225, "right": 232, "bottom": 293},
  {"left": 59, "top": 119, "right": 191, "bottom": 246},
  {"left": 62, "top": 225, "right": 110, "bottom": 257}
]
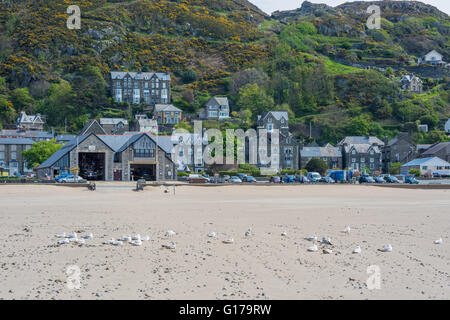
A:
[
  {"left": 319, "top": 176, "right": 335, "bottom": 184},
  {"left": 59, "top": 174, "right": 85, "bottom": 183},
  {"left": 223, "top": 175, "right": 231, "bottom": 182},
  {"left": 295, "top": 175, "right": 309, "bottom": 183},
  {"left": 384, "top": 175, "right": 400, "bottom": 183},
  {"left": 54, "top": 173, "right": 70, "bottom": 182},
  {"left": 374, "top": 176, "right": 385, "bottom": 184},
  {"left": 230, "top": 176, "right": 242, "bottom": 183},
  {"left": 243, "top": 176, "right": 257, "bottom": 183},
  {"left": 269, "top": 176, "right": 281, "bottom": 183},
  {"left": 307, "top": 172, "right": 321, "bottom": 182},
  {"left": 237, "top": 173, "right": 247, "bottom": 180},
  {"left": 404, "top": 176, "right": 419, "bottom": 184},
  {"left": 359, "top": 175, "right": 375, "bottom": 184},
  {"left": 283, "top": 175, "right": 295, "bottom": 183}
]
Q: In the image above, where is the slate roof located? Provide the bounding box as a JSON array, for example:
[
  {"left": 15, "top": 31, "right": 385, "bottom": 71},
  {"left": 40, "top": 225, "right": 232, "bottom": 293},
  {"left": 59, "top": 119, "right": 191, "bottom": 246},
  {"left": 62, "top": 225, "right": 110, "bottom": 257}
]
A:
[
  {"left": 0, "top": 138, "right": 34, "bottom": 145},
  {"left": 422, "top": 142, "right": 450, "bottom": 156},
  {"left": 110, "top": 72, "right": 171, "bottom": 81},
  {"left": 154, "top": 104, "right": 182, "bottom": 113},
  {"left": 38, "top": 135, "right": 91, "bottom": 169},
  {"left": 338, "top": 136, "right": 385, "bottom": 147},
  {"left": 301, "top": 145, "right": 341, "bottom": 158},
  {"left": 402, "top": 157, "right": 450, "bottom": 167},
  {"left": 99, "top": 118, "right": 129, "bottom": 126}
]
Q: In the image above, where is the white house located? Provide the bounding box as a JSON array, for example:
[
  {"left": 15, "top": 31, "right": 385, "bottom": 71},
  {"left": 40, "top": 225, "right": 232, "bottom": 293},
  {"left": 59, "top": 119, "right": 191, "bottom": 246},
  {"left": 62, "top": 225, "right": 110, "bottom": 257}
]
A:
[
  {"left": 445, "top": 118, "right": 450, "bottom": 134},
  {"left": 400, "top": 157, "right": 450, "bottom": 176},
  {"left": 417, "top": 50, "right": 444, "bottom": 65}
]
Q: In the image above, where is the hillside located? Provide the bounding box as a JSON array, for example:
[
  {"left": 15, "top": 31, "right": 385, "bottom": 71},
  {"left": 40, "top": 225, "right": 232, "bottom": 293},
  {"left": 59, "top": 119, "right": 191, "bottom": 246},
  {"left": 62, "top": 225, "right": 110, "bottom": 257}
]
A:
[{"left": 0, "top": 0, "right": 449, "bottom": 144}]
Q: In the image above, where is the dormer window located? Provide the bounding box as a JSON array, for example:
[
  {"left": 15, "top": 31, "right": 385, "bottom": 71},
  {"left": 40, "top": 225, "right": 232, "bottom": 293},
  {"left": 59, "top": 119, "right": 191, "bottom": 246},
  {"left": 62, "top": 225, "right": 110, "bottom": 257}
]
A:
[
  {"left": 351, "top": 150, "right": 356, "bottom": 155},
  {"left": 268, "top": 117, "right": 272, "bottom": 123}
]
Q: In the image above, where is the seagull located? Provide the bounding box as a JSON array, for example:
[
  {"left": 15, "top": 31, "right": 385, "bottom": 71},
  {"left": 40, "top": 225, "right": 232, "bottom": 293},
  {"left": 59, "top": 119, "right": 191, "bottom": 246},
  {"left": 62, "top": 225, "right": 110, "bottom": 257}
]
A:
[
  {"left": 323, "top": 248, "right": 333, "bottom": 254},
  {"left": 112, "top": 240, "right": 123, "bottom": 246},
  {"left": 67, "top": 232, "right": 77, "bottom": 239},
  {"left": 305, "top": 236, "right": 317, "bottom": 242},
  {"left": 56, "top": 233, "right": 66, "bottom": 238},
  {"left": 121, "top": 235, "right": 132, "bottom": 242},
  {"left": 207, "top": 232, "right": 217, "bottom": 238},
  {"left": 245, "top": 228, "right": 251, "bottom": 237},
  {"left": 58, "top": 239, "right": 69, "bottom": 245},
  {"left": 307, "top": 244, "right": 318, "bottom": 252},
  {"left": 165, "top": 230, "right": 176, "bottom": 237},
  {"left": 162, "top": 242, "right": 176, "bottom": 249},
  {"left": 223, "top": 237, "right": 234, "bottom": 244},
  {"left": 434, "top": 238, "right": 443, "bottom": 244},
  {"left": 378, "top": 244, "right": 393, "bottom": 252},
  {"left": 132, "top": 234, "right": 141, "bottom": 241},
  {"left": 321, "top": 237, "right": 332, "bottom": 245},
  {"left": 108, "top": 238, "right": 115, "bottom": 244},
  {"left": 131, "top": 239, "right": 142, "bottom": 246},
  {"left": 343, "top": 226, "right": 351, "bottom": 233},
  {"left": 82, "top": 233, "right": 93, "bottom": 239},
  {"left": 281, "top": 232, "right": 287, "bottom": 236},
  {"left": 76, "top": 238, "right": 86, "bottom": 245},
  {"left": 141, "top": 235, "right": 150, "bottom": 241},
  {"left": 352, "top": 246, "right": 361, "bottom": 254},
  {"left": 69, "top": 237, "right": 78, "bottom": 243}
]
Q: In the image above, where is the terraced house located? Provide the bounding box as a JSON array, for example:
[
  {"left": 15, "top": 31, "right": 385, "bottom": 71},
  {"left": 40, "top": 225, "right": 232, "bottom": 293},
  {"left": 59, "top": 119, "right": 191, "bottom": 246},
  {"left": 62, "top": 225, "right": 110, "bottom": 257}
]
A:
[
  {"left": 110, "top": 72, "right": 171, "bottom": 105},
  {"left": 338, "top": 136, "right": 384, "bottom": 172},
  {"left": 0, "top": 138, "right": 34, "bottom": 176},
  {"left": 300, "top": 143, "right": 342, "bottom": 169}
]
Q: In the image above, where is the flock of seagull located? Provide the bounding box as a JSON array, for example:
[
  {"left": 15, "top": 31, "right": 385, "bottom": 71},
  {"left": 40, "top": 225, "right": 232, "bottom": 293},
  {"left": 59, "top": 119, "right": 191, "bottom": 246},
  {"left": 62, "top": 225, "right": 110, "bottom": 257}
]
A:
[{"left": 55, "top": 226, "right": 443, "bottom": 253}]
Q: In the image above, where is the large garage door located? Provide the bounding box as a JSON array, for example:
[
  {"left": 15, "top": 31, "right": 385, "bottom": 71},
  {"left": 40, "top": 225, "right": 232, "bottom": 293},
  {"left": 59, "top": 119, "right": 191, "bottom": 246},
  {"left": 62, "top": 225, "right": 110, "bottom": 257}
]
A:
[
  {"left": 130, "top": 164, "right": 156, "bottom": 181},
  {"left": 79, "top": 153, "right": 105, "bottom": 181}
]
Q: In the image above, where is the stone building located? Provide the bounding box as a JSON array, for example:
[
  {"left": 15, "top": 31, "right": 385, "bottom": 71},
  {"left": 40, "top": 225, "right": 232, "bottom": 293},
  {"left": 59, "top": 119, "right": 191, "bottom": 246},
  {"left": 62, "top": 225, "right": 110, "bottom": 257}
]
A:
[
  {"left": 256, "top": 111, "right": 299, "bottom": 171},
  {"left": 110, "top": 72, "right": 171, "bottom": 105},
  {"left": 338, "top": 136, "right": 384, "bottom": 172},
  {"left": 0, "top": 138, "right": 34, "bottom": 176},
  {"left": 154, "top": 104, "right": 183, "bottom": 125},
  {"left": 199, "top": 97, "right": 230, "bottom": 120},
  {"left": 300, "top": 143, "right": 342, "bottom": 170},
  {"left": 400, "top": 75, "right": 423, "bottom": 94},
  {"left": 37, "top": 133, "right": 177, "bottom": 181},
  {"left": 382, "top": 133, "right": 416, "bottom": 173},
  {"left": 16, "top": 112, "right": 45, "bottom": 131}
]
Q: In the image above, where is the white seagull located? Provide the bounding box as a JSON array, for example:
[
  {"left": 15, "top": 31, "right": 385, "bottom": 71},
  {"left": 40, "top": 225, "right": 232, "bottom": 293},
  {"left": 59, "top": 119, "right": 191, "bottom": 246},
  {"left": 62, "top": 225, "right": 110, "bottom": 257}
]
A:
[
  {"left": 165, "top": 230, "right": 176, "bottom": 237},
  {"left": 58, "top": 239, "right": 69, "bottom": 245},
  {"left": 121, "top": 235, "right": 132, "bottom": 242},
  {"left": 56, "top": 233, "right": 66, "bottom": 238},
  {"left": 207, "top": 232, "right": 217, "bottom": 238},
  {"left": 162, "top": 242, "right": 176, "bottom": 250},
  {"left": 307, "top": 244, "right": 318, "bottom": 252},
  {"left": 112, "top": 240, "right": 123, "bottom": 246},
  {"left": 378, "top": 244, "right": 393, "bottom": 252},
  {"left": 82, "top": 233, "right": 93, "bottom": 239},
  {"left": 67, "top": 232, "right": 77, "bottom": 239},
  {"left": 352, "top": 246, "right": 361, "bottom": 254},
  {"left": 141, "top": 235, "right": 150, "bottom": 241},
  {"left": 321, "top": 237, "right": 332, "bottom": 245},
  {"left": 131, "top": 239, "right": 142, "bottom": 246},
  {"left": 132, "top": 234, "right": 141, "bottom": 241},
  {"left": 305, "top": 236, "right": 317, "bottom": 242},
  {"left": 76, "top": 238, "right": 86, "bottom": 245},
  {"left": 281, "top": 232, "right": 287, "bottom": 237},
  {"left": 223, "top": 237, "right": 234, "bottom": 244},
  {"left": 434, "top": 238, "right": 443, "bottom": 244},
  {"left": 343, "top": 226, "right": 351, "bottom": 233},
  {"left": 323, "top": 248, "right": 333, "bottom": 254}
]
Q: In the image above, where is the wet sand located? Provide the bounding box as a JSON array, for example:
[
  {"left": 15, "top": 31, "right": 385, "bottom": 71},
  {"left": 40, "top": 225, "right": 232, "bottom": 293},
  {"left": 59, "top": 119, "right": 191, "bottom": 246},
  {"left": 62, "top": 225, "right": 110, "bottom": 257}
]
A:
[{"left": 0, "top": 184, "right": 449, "bottom": 300}]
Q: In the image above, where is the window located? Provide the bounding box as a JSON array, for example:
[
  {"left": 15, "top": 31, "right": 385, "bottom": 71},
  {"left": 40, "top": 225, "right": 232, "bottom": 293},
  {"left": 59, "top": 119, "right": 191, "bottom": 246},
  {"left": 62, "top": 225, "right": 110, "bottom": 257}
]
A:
[
  {"left": 145, "top": 82, "right": 148, "bottom": 88},
  {"left": 351, "top": 150, "right": 356, "bottom": 155},
  {"left": 10, "top": 145, "right": 16, "bottom": 151},
  {"left": 267, "top": 124, "right": 273, "bottom": 132},
  {"left": 370, "top": 150, "right": 374, "bottom": 155},
  {"left": 370, "top": 158, "right": 374, "bottom": 163},
  {"left": 134, "top": 82, "right": 138, "bottom": 89},
  {"left": 268, "top": 117, "right": 272, "bottom": 123},
  {"left": 116, "top": 82, "right": 121, "bottom": 88},
  {"left": 370, "top": 164, "right": 374, "bottom": 169},
  {"left": 0, "top": 152, "right": 4, "bottom": 160},
  {"left": 352, "top": 158, "right": 356, "bottom": 163},
  {"left": 361, "top": 158, "right": 365, "bottom": 163},
  {"left": 437, "top": 166, "right": 443, "bottom": 170},
  {"left": 0, "top": 145, "right": 4, "bottom": 151},
  {"left": 422, "top": 166, "right": 428, "bottom": 170},
  {"left": 11, "top": 152, "right": 16, "bottom": 160},
  {"left": 135, "top": 149, "right": 155, "bottom": 158}
]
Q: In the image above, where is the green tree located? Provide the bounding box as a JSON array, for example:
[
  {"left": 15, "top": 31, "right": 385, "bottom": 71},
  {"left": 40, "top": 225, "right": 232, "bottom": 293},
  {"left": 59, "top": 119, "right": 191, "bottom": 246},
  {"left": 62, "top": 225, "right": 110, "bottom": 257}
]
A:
[
  {"left": 236, "top": 83, "right": 274, "bottom": 119},
  {"left": 0, "top": 96, "right": 17, "bottom": 124},
  {"left": 22, "top": 139, "right": 62, "bottom": 169},
  {"left": 11, "top": 88, "right": 33, "bottom": 111},
  {"left": 346, "top": 115, "right": 370, "bottom": 136},
  {"left": 389, "top": 162, "right": 402, "bottom": 174},
  {"left": 305, "top": 158, "right": 328, "bottom": 175},
  {"left": 41, "top": 80, "right": 76, "bottom": 127}
]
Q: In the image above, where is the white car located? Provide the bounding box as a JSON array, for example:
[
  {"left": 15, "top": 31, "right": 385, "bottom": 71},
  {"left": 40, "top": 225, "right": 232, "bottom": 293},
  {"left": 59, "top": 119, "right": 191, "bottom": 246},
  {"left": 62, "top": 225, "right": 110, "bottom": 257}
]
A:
[
  {"left": 60, "top": 175, "right": 85, "bottom": 183},
  {"left": 230, "top": 176, "right": 242, "bottom": 183}
]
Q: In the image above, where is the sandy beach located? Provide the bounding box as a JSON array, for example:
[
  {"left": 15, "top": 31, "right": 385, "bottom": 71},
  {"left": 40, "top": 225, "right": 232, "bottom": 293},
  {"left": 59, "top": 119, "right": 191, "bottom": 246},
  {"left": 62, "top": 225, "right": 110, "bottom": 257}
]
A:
[{"left": 0, "top": 183, "right": 449, "bottom": 300}]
